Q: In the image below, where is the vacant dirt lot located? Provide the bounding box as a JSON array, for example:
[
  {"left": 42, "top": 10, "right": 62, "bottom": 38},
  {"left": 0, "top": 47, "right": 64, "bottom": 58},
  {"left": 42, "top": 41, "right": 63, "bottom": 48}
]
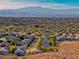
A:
[{"left": 0, "top": 41, "right": 79, "bottom": 59}]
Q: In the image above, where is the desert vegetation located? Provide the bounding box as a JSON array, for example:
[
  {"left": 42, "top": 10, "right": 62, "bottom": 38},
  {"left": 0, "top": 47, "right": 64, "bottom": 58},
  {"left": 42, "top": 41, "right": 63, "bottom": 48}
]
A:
[{"left": 0, "top": 17, "right": 79, "bottom": 59}]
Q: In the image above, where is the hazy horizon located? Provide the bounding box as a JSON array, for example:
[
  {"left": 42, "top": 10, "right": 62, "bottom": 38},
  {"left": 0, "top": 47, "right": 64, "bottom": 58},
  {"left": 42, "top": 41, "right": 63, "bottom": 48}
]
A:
[{"left": 0, "top": 0, "right": 79, "bottom": 17}]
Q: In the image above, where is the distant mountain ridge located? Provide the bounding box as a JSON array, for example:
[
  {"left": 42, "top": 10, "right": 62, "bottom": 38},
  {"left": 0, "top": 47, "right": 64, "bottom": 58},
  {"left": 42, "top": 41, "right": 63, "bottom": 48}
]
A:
[{"left": 0, "top": 7, "right": 79, "bottom": 17}]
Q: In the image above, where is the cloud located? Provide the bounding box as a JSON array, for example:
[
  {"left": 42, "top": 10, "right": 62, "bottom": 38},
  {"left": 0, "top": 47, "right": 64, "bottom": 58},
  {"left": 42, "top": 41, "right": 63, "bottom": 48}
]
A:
[
  {"left": 10, "top": 0, "right": 55, "bottom": 3},
  {"left": 0, "top": 0, "right": 10, "bottom": 2},
  {"left": 0, "top": 0, "right": 79, "bottom": 10}
]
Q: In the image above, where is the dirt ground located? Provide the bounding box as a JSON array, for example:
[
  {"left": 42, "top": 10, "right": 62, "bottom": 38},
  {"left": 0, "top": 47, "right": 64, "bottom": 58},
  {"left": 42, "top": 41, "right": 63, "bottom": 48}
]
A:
[{"left": 0, "top": 41, "right": 79, "bottom": 59}]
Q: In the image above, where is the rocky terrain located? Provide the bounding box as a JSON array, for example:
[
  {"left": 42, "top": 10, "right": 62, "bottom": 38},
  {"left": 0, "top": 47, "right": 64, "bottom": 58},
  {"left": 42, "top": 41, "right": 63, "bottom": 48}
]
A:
[{"left": 0, "top": 41, "right": 79, "bottom": 59}]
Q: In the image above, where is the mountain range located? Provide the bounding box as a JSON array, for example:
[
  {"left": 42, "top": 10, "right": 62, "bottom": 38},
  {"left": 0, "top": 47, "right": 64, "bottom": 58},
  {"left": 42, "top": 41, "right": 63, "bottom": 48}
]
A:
[{"left": 0, "top": 7, "right": 79, "bottom": 17}]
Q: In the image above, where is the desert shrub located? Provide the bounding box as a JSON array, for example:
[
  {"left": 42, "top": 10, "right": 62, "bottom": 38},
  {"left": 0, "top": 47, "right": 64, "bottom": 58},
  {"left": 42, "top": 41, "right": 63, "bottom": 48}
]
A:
[
  {"left": 35, "top": 37, "right": 43, "bottom": 48},
  {"left": 27, "top": 51, "right": 32, "bottom": 55},
  {"left": 48, "top": 45, "right": 58, "bottom": 52},
  {"left": 41, "top": 46, "right": 47, "bottom": 52}
]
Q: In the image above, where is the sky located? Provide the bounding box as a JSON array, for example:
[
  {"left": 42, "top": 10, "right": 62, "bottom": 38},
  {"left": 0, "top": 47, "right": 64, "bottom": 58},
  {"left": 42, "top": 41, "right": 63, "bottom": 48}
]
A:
[{"left": 0, "top": 0, "right": 79, "bottom": 10}]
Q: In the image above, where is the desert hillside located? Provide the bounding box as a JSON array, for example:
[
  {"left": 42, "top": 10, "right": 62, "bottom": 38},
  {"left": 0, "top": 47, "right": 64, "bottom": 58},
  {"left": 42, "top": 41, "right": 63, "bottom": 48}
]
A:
[
  {"left": 0, "top": 41, "right": 79, "bottom": 59},
  {"left": 26, "top": 41, "right": 79, "bottom": 59}
]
